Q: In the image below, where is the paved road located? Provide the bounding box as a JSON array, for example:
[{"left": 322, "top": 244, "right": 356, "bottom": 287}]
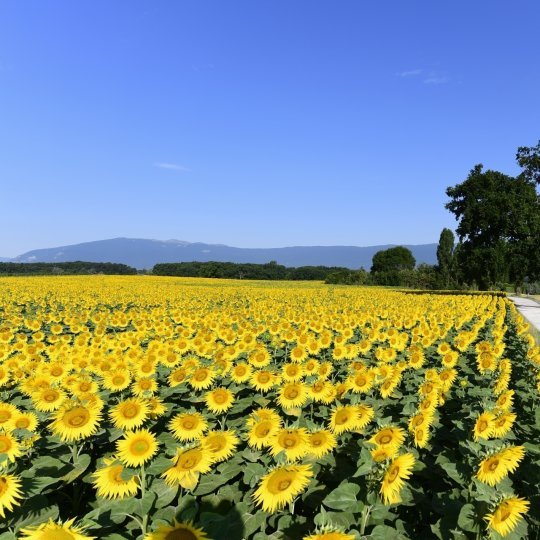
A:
[{"left": 508, "top": 296, "right": 540, "bottom": 332}]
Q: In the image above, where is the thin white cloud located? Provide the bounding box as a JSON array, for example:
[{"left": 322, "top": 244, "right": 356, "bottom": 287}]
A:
[
  {"left": 423, "top": 76, "right": 449, "bottom": 85},
  {"left": 154, "top": 162, "right": 190, "bottom": 172},
  {"left": 398, "top": 69, "right": 422, "bottom": 77}
]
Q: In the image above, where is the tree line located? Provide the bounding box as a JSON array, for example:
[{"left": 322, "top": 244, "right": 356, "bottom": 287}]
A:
[
  {"left": 0, "top": 261, "right": 137, "bottom": 276},
  {"left": 152, "top": 261, "right": 351, "bottom": 281}
]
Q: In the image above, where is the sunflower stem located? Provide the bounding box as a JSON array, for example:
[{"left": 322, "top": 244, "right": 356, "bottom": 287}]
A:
[
  {"left": 139, "top": 464, "right": 148, "bottom": 535},
  {"left": 360, "top": 504, "right": 372, "bottom": 535}
]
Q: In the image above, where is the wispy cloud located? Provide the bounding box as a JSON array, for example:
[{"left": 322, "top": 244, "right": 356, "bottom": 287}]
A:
[
  {"left": 154, "top": 162, "right": 190, "bottom": 172},
  {"left": 398, "top": 69, "right": 422, "bottom": 77},
  {"left": 423, "top": 75, "right": 449, "bottom": 85}
]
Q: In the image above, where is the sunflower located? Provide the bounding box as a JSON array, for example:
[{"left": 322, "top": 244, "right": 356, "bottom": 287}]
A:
[
  {"left": 33, "top": 387, "right": 67, "bottom": 412},
  {"left": 348, "top": 371, "right": 374, "bottom": 394},
  {"left": 302, "top": 530, "right": 355, "bottom": 540},
  {"left": 282, "top": 363, "right": 304, "bottom": 382},
  {"left": 290, "top": 346, "right": 308, "bottom": 363},
  {"left": 328, "top": 406, "right": 362, "bottom": 435},
  {"left": 0, "top": 431, "right": 22, "bottom": 464},
  {"left": 369, "top": 426, "right": 405, "bottom": 455},
  {"left": 253, "top": 463, "right": 313, "bottom": 512},
  {"left": 473, "top": 411, "right": 495, "bottom": 441},
  {"left": 162, "top": 445, "right": 213, "bottom": 490},
  {"left": 278, "top": 382, "right": 308, "bottom": 409},
  {"left": 102, "top": 369, "right": 131, "bottom": 392},
  {"left": 496, "top": 390, "right": 515, "bottom": 411},
  {"left": 476, "top": 446, "right": 525, "bottom": 486},
  {"left": 250, "top": 370, "right": 278, "bottom": 392},
  {"left": 168, "top": 367, "right": 189, "bottom": 387},
  {"left": 485, "top": 497, "right": 530, "bottom": 537},
  {"left": 146, "top": 397, "right": 167, "bottom": 418},
  {"left": 491, "top": 411, "right": 516, "bottom": 438},
  {"left": 269, "top": 428, "right": 310, "bottom": 462},
  {"left": 355, "top": 404, "right": 374, "bottom": 430},
  {"left": 307, "top": 430, "right": 337, "bottom": 458},
  {"left": 370, "top": 446, "right": 396, "bottom": 462},
  {"left": 110, "top": 398, "right": 150, "bottom": 430},
  {"left": 408, "top": 410, "right": 433, "bottom": 432},
  {"left": 205, "top": 387, "right": 235, "bottom": 414},
  {"left": 309, "top": 380, "right": 332, "bottom": 403},
  {"left": 19, "top": 518, "right": 95, "bottom": 539},
  {"left": 0, "top": 403, "right": 18, "bottom": 430},
  {"left": 168, "top": 412, "right": 208, "bottom": 442},
  {"left": 131, "top": 377, "right": 158, "bottom": 397},
  {"left": 412, "top": 426, "right": 430, "bottom": 448},
  {"left": 49, "top": 402, "right": 101, "bottom": 442},
  {"left": 247, "top": 418, "right": 281, "bottom": 450},
  {"left": 92, "top": 457, "right": 139, "bottom": 499},
  {"left": 189, "top": 368, "right": 215, "bottom": 390},
  {"left": 116, "top": 429, "right": 159, "bottom": 467},
  {"left": 0, "top": 473, "right": 23, "bottom": 518},
  {"left": 11, "top": 411, "right": 39, "bottom": 432},
  {"left": 145, "top": 521, "right": 208, "bottom": 540},
  {"left": 201, "top": 430, "right": 240, "bottom": 463},
  {"left": 230, "top": 362, "right": 252, "bottom": 384},
  {"left": 380, "top": 452, "right": 415, "bottom": 505}
]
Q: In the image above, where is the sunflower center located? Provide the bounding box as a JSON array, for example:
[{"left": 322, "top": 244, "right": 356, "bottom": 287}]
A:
[
  {"left": 499, "top": 505, "right": 511, "bottom": 521},
  {"left": 208, "top": 438, "right": 225, "bottom": 452},
  {"left": 194, "top": 371, "right": 208, "bottom": 381},
  {"left": 213, "top": 392, "right": 227, "bottom": 404},
  {"left": 311, "top": 437, "right": 323, "bottom": 447},
  {"left": 478, "top": 420, "right": 488, "bottom": 431},
  {"left": 183, "top": 420, "right": 195, "bottom": 429},
  {"left": 51, "top": 367, "right": 63, "bottom": 376},
  {"left": 110, "top": 466, "right": 125, "bottom": 484},
  {"left": 0, "top": 411, "right": 11, "bottom": 422},
  {"left": 79, "top": 382, "right": 91, "bottom": 391},
  {"left": 16, "top": 418, "right": 30, "bottom": 429},
  {"left": 44, "top": 391, "right": 59, "bottom": 402},
  {"left": 164, "top": 528, "right": 198, "bottom": 540},
  {"left": 283, "top": 436, "right": 297, "bottom": 448},
  {"left": 387, "top": 465, "right": 400, "bottom": 482},
  {"left": 488, "top": 459, "right": 499, "bottom": 472},
  {"left": 278, "top": 479, "right": 292, "bottom": 491},
  {"left": 131, "top": 439, "right": 150, "bottom": 455},
  {"left": 256, "top": 424, "right": 270, "bottom": 437},
  {"left": 122, "top": 404, "right": 139, "bottom": 418},
  {"left": 179, "top": 454, "right": 201, "bottom": 470},
  {"left": 140, "top": 381, "right": 152, "bottom": 390},
  {"left": 235, "top": 367, "right": 246, "bottom": 376},
  {"left": 0, "top": 437, "right": 11, "bottom": 453},
  {"left": 0, "top": 477, "right": 7, "bottom": 495},
  {"left": 335, "top": 411, "right": 350, "bottom": 425},
  {"left": 112, "top": 376, "right": 125, "bottom": 385},
  {"left": 379, "top": 434, "right": 392, "bottom": 445},
  {"left": 258, "top": 373, "right": 270, "bottom": 383},
  {"left": 286, "top": 388, "right": 299, "bottom": 399},
  {"left": 40, "top": 530, "right": 77, "bottom": 540},
  {"left": 64, "top": 407, "right": 90, "bottom": 428}
]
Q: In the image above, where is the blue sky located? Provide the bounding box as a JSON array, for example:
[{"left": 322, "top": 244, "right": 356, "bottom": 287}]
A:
[{"left": 1, "top": 1, "right": 539, "bottom": 257}]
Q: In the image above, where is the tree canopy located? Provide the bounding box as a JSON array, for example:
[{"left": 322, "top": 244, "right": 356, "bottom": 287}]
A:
[{"left": 371, "top": 246, "right": 416, "bottom": 273}]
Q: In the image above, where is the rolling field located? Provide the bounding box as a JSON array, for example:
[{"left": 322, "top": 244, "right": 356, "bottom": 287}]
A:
[{"left": 0, "top": 276, "right": 539, "bottom": 540}]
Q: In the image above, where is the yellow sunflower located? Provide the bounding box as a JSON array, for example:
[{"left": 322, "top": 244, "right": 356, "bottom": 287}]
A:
[
  {"left": 369, "top": 426, "right": 406, "bottom": 455},
  {"left": 250, "top": 370, "right": 279, "bottom": 392},
  {"left": 102, "top": 369, "right": 132, "bottom": 392},
  {"left": 253, "top": 463, "right": 313, "bottom": 512},
  {"left": 109, "top": 398, "right": 150, "bottom": 430},
  {"left": 491, "top": 411, "right": 516, "bottom": 438},
  {"left": 473, "top": 411, "right": 495, "bottom": 441},
  {"left": 201, "top": 430, "right": 239, "bottom": 463},
  {"left": 277, "top": 382, "right": 309, "bottom": 410},
  {"left": 19, "top": 518, "right": 95, "bottom": 539},
  {"left": 328, "top": 406, "right": 362, "bottom": 435},
  {"left": 11, "top": 411, "right": 39, "bottom": 432},
  {"left": 168, "top": 412, "right": 208, "bottom": 442},
  {"left": 307, "top": 430, "right": 337, "bottom": 459},
  {"left": 189, "top": 368, "right": 215, "bottom": 390},
  {"left": 162, "top": 445, "right": 213, "bottom": 490},
  {"left": 116, "top": 429, "right": 159, "bottom": 467},
  {"left": 230, "top": 362, "right": 252, "bottom": 384},
  {"left": 302, "top": 530, "right": 355, "bottom": 540},
  {"left": 32, "top": 387, "right": 67, "bottom": 412},
  {"left": 476, "top": 446, "right": 525, "bottom": 486},
  {"left": 0, "top": 403, "right": 18, "bottom": 430},
  {"left": 269, "top": 428, "right": 310, "bottom": 462},
  {"left": 485, "top": 497, "right": 530, "bottom": 537},
  {"left": 380, "top": 452, "right": 415, "bottom": 505},
  {"left": 92, "top": 457, "right": 139, "bottom": 499},
  {"left": 0, "top": 431, "right": 23, "bottom": 463},
  {"left": 145, "top": 521, "right": 208, "bottom": 540},
  {"left": 49, "top": 402, "right": 101, "bottom": 442},
  {"left": 0, "top": 473, "right": 23, "bottom": 518},
  {"left": 205, "top": 387, "right": 235, "bottom": 414},
  {"left": 247, "top": 418, "right": 281, "bottom": 450}
]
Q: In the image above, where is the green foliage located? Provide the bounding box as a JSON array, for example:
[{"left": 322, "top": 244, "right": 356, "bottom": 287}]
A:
[
  {"left": 371, "top": 246, "right": 416, "bottom": 273},
  {"left": 445, "top": 164, "right": 540, "bottom": 289},
  {"left": 0, "top": 261, "right": 137, "bottom": 276},
  {"left": 325, "top": 268, "right": 371, "bottom": 285},
  {"left": 153, "top": 261, "right": 351, "bottom": 281},
  {"left": 516, "top": 139, "right": 540, "bottom": 185},
  {"left": 436, "top": 228, "right": 456, "bottom": 289}
]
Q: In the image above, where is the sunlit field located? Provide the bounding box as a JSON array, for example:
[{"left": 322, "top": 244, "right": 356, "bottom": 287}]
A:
[{"left": 0, "top": 276, "right": 539, "bottom": 540}]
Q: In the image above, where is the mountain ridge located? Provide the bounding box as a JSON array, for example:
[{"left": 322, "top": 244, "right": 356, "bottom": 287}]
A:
[{"left": 6, "top": 238, "right": 438, "bottom": 270}]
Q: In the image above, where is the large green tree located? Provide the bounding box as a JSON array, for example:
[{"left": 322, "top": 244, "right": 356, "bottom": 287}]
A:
[
  {"left": 436, "top": 228, "right": 455, "bottom": 288},
  {"left": 517, "top": 140, "right": 540, "bottom": 185},
  {"left": 445, "top": 164, "right": 540, "bottom": 289},
  {"left": 371, "top": 246, "right": 416, "bottom": 273}
]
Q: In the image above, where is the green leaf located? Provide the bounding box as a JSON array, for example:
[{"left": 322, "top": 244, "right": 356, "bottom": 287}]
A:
[
  {"left": 194, "top": 460, "right": 243, "bottom": 496},
  {"left": 61, "top": 453, "right": 92, "bottom": 483},
  {"left": 150, "top": 478, "right": 178, "bottom": 509},
  {"left": 314, "top": 510, "right": 356, "bottom": 529},
  {"left": 10, "top": 495, "right": 59, "bottom": 530},
  {"left": 457, "top": 503, "right": 479, "bottom": 533},
  {"left": 322, "top": 481, "right": 360, "bottom": 511},
  {"left": 369, "top": 524, "right": 406, "bottom": 539},
  {"left": 236, "top": 501, "right": 267, "bottom": 537}
]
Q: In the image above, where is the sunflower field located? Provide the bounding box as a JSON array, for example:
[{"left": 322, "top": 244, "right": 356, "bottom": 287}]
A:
[{"left": 0, "top": 276, "right": 539, "bottom": 540}]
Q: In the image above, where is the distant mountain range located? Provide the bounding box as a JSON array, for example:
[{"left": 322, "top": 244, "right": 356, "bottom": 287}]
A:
[{"left": 3, "top": 238, "right": 438, "bottom": 270}]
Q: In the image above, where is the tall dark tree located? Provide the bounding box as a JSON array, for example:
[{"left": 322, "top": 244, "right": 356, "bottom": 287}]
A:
[
  {"left": 517, "top": 140, "right": 540, "bottom": 184},
  {"left": 436, "top": 228, "right": 455, "bottom": 288},
  {"left": 371, "top": 246, "right": 416, "bottom": 273},
  {"left": 445, "top": 164, "right": 540, "bottom": 289}
]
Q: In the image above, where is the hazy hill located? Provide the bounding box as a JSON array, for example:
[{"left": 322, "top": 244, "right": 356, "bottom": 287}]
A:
[{"left": 11, "top": 238, "right": 437, "bottom": 270}]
